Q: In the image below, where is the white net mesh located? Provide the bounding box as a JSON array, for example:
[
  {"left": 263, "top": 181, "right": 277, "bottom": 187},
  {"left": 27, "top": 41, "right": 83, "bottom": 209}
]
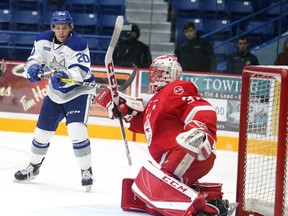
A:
[{"left": 239, "top": 68, "right": 288, "bottom": 216}]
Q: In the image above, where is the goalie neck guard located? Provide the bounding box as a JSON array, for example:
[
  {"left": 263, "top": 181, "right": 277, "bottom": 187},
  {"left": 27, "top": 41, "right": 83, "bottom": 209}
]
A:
[{"left": 148, "top": 54, "right": 182, "bottom": 94}]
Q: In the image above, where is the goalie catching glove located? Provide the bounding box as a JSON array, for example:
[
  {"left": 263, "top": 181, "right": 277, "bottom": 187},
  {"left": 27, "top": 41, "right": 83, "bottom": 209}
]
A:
[
  {"left": 96, "top": 86, "right": 144, "bottom": 122},
  {"left": 176, "top": 120, "right": 215, "bottom": 161}
]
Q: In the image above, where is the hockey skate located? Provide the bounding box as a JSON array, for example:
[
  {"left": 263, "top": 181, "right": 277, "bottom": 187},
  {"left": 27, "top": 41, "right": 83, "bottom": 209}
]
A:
[
  {"left": 81, "top": 167, "right": 93, "bottom": 192},
  {"left": 14, "top": 158, "right": 44, "bottom": 182}
]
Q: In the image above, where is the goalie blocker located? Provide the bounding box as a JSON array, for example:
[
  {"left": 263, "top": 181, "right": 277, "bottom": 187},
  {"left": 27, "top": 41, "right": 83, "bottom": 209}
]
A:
[
  {"left": 121, "top": 161, "right": 229, "bottom": 216},
  {"left": 96, "top": 86, "right": 144, "bottom": 121}
]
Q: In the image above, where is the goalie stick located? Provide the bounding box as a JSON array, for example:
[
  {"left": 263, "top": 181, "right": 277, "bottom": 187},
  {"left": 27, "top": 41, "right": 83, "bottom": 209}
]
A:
[
  {"left": 105, "top": 15, "right": 132, "bottom": 166},
  {"left": 0, "top": 59, "right": 7, "bottom": 79}
]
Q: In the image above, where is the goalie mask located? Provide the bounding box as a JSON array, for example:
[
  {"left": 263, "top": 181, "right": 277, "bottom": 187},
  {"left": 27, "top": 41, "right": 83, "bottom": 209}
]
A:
[
  {"left": 148, "top": 54, "right": 182, "bottom": 94},
  {"left": 51, "top": 11, "right": 73, "bottom": 30}
]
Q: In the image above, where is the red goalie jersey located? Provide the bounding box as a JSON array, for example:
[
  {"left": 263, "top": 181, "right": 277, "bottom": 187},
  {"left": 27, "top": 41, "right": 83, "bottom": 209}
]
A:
[
  {"left": 96, "top": 55, "right": 230, "bottom": 215},
  {"left": 129, "top": 79, "right": 217, "bottom": 186}
]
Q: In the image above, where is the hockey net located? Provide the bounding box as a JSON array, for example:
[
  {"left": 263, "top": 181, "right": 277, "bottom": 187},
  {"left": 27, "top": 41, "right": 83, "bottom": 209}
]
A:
[{"left": 236, "top": 66, "right": 288, "bottom": 216}]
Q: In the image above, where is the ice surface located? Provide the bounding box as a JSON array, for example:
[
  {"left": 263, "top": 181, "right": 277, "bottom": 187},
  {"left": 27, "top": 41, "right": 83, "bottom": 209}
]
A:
[{"left": 0, "top": 131, "right": 237, "bottom": 216}]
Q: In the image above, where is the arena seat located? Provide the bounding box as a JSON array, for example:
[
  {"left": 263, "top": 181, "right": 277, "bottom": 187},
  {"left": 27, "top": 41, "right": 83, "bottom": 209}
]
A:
[
  {"left": 13, "top": 10, "right": 41, "bottom": 31},
  {"left": 0, "top": 9, "right": 12, "bottom": 30},
  {"left": 98, "top": 14, "right": 118, "bottom": 35},
  {"left": 67, "top": 0, "right": 98, "bottom": 14},
  {"left": 98, "top": 0, "right": 125, "bottom": 15},
  {"left": 172, "top": 0, "right": 203, "bottom": 18},
  {"left": 201, "top": 0, "right": 229, "bottom": 19},
  {"left": 73, "top": 13, "right": 98, "bottom": 34}
]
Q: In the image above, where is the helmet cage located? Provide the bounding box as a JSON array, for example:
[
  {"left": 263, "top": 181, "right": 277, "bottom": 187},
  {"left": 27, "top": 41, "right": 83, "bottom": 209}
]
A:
[{"left": 148, "top": 55, "right": 182, "bottom": 93}]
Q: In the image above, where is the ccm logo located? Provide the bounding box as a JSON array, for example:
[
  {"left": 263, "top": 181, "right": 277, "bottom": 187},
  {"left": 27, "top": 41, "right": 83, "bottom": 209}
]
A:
[
  {"left": 162, "top": 176, "right": 188, "bottom": 193},
  {"left": 107, "top": 62, "right": 118, "bottom": 98}
]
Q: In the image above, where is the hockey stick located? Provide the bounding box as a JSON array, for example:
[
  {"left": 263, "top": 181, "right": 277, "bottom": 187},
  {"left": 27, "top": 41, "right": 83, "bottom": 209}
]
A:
[
  {"left": 38, "top": 65, "right": 137, "bottom": 92},
  {"left": 105, "top": 16, "right": 132, "bottom": 166},
  {"left": 0, "top": 59, "right": 7, "bottom": 79}
]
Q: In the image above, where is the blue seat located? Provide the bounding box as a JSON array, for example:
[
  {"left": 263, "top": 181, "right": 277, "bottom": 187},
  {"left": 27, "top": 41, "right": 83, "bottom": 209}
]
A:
[
  {"left": 0, "top": 0, "right": 10, "bottom": 9},
  {"left": 67, "top": 0, "right": 98, "bottom": 13},
  {"left": 0, "top": 32, "right": 12, "bottom": 59},
  {"left": 98, "top": 14, "right": 118, "bottom": 35},
  {"left": 12, "top": 33, "right": 38, "bottom": 61},
  {"left": 12, "top": 10, "right": 40, "bottom": 31},
  {"left": 98, "top": 0, "right": 125, "bottom": 15},
  {"left": 73, "top": 13, "right": 98, "bottom": 34},
  {"left": 11, "top": 0, "right": 42, "bottom": 11},
  {"left": 98, "top": 37, "right": 111, "bottom": 50},
  {"left": 40, "top": 11, "right": 54, "bottom": 31},
  {"left": 0, "top": 33, "right": 11, "bottom": 45},
  {"left": 13, "top": 33, "right": 38, "bottom": 46},
  {"left": 204, "top": 19, "right": 231, "bottom": 33},
  {"left": 201, "top": 0, "right": 229, "bottom": 19},
  {"left": 84, "top": 37, "right": 99, "bottom": 50},
  {"left": 265, "top": 2, "right": 288, "bottom": 16},
  {"left": 227, "top": 0, "right": 254, "bottom": 20},
  {"left": 172, "top": 0, "right": 202, "bottom": 18},
  {"left": 42, "top": 0, "right": 66, "bottom": 12},
  {"left": 204, "top": 19, "right": 232, "bottom": 40},
  {"left": 0, "top": 9, "right": 12, "bottom": 30},
  {"left": 247, "top": 21, "right": 275, "bottom": 39}
]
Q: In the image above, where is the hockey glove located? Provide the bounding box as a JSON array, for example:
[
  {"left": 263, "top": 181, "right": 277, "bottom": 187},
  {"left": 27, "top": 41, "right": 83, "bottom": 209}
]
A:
[
  {"left": 176, "top": 120, "right": 213, "bottom": 161},
  {"left": 27, "top": 64, "right": 43, "bottom": 82},
  {"left": 96, "top": 86, "right": 144, "bottom": 122},
  {"left": 51, "top": 70, "right": 68, "bottom": 89}
]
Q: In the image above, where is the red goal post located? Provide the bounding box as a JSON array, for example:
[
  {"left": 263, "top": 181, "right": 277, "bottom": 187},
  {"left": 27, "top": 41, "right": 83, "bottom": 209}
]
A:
[{"left": 236, "top": 66, "right": 288, "bottom": 216}]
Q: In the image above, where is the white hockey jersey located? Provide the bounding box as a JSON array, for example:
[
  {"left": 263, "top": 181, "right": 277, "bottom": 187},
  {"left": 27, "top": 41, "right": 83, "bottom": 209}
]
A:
[{"left": 23, "top": 30, "right": 96, "bottom": 104}]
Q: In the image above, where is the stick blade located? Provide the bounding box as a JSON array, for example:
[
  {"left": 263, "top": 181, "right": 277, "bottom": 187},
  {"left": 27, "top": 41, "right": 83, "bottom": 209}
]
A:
[{"left": 104, "top": 15, "right": 124, "bottom": 65}]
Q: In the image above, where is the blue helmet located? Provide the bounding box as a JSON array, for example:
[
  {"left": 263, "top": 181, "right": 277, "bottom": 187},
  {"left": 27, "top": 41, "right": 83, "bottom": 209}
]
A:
[{"left": 51, "top": 11, "right": 73, "bottom": 29}]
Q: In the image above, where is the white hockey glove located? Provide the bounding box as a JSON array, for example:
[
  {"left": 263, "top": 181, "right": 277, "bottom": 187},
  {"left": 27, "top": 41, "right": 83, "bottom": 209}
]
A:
[
  {"left": 96, "top": 86, "right": 144, "bottom": 122},
  {"left": 176, "top": 120, "right": 213, "bottom": 161}
]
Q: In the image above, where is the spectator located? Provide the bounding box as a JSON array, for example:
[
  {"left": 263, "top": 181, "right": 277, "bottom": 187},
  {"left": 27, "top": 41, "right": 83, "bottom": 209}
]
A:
[
  {"left": 274, "top": 38, "right": 288, "bottom": 65},
  {"left": 113, "top": 23, "right": 152, "bottom": 68},
  {"left": 226, "top": 35, "right": 259, "bottom": 74},
  {"left": 175, "top": 22, "right": 215, "bottom": 72}
]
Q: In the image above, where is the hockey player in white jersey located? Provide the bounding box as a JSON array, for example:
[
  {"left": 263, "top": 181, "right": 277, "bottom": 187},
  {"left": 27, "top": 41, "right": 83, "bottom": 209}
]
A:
[{"left": 14, "top": 11, "right": 95, "bottom": 191}]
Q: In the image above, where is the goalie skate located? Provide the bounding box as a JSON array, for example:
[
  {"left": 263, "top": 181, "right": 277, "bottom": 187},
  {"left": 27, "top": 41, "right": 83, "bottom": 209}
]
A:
[
  {"left": 14, "top": 158, "right": 44, "bottom": 182},
  {"left": 81, "top": 167, "right": 93, "bottom": 192}
]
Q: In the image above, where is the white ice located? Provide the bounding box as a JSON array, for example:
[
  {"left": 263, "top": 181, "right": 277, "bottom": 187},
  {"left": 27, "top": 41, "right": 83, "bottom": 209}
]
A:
[{"left": 0, "top": 131, "right": 237, "bottom": 216}]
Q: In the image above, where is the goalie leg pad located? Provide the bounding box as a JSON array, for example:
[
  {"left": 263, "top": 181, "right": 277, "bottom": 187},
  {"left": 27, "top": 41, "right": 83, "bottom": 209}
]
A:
[
  {"left": 121, "top": 178, "right": 147, "bottom": 213},
  {"left": 131, "top": 161, "right": 207, "bottom": 216}
]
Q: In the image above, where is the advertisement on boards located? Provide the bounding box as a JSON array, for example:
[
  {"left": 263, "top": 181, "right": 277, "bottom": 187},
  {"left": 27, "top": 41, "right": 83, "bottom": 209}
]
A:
[
  {"left": 0, "top": 61, "right": 132, "bottom": 117},
  {"left": 138, "top": 70, "right": 243, "bottom": 132}
]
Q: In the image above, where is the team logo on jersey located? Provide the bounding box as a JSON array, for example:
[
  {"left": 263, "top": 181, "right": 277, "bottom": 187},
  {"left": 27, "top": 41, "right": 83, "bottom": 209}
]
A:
[
  {"left": 173, "top": 86, "right": 184, "bottom": 95},
  {"left": 144, "top": 119, "right": 152, "bottom": 147},
  {"left": 49, "top": 56, "right": 66, "bottom": 71}
]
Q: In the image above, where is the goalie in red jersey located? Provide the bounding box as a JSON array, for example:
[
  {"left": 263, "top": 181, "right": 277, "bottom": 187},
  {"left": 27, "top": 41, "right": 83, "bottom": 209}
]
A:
[{"left": 97, "top": 54, "right": 230, "bottom": 216}]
